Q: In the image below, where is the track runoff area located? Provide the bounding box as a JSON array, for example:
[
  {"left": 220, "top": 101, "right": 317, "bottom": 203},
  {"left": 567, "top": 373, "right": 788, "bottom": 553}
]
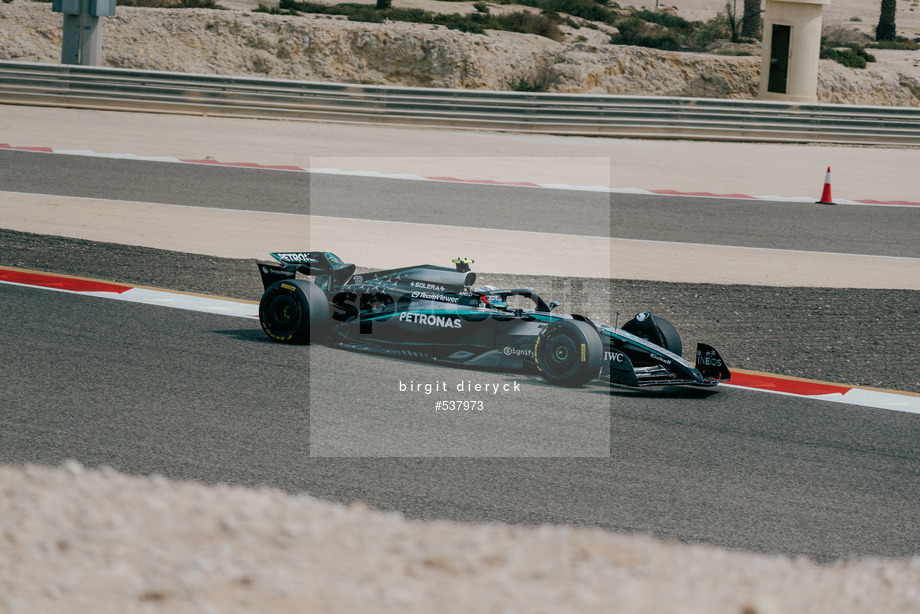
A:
[{"left": 3, "top": 266, "right": 918, "bottom": 415}]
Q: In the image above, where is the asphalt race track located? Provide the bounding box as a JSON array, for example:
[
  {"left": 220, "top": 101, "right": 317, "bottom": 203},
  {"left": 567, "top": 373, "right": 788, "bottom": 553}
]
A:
[
  {"left": 2, "top": 283, "right": 920, "bottom": 562},
  {"left": 2, "top": 149, "right": 919, "bottom": 258},
  {"left": 2, "top": 149, "right": 920, "bottom": 563}
]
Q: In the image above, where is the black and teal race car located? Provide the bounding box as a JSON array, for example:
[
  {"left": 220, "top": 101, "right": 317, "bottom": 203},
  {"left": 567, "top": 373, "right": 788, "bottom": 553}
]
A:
[{"left": 257, "top": 251, "right": 731, "bottom": 388}]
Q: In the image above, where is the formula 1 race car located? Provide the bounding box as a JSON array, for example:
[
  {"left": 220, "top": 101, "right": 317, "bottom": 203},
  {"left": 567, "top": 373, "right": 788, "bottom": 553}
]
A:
[{"left": 256, "top": 251, "right": 731, "bottom": 388}]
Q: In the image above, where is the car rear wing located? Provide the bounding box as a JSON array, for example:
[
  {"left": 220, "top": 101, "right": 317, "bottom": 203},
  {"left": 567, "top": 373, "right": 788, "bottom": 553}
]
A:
[{"left": 258, "top": 251, "right": 355, "bottom": 291}]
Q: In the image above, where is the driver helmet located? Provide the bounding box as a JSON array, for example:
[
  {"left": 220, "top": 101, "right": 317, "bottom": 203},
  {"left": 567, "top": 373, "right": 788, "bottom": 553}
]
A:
[{"left": 475, "top": 285, "right": 506, "bottom": 309}]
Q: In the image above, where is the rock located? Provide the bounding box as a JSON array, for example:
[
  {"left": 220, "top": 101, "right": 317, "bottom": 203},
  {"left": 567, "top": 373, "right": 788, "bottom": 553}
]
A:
[
  {"left": 549, "top": 45, "right": 761, "bottom": 98},
  {"left": 818, "top": 59, "right": 920, "bottom": 106}
]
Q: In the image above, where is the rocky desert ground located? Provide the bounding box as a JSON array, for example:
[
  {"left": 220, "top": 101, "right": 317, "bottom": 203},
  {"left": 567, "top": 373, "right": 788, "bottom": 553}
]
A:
[{"left": 1, "top": 0, "right": 920, "bottom": 103}]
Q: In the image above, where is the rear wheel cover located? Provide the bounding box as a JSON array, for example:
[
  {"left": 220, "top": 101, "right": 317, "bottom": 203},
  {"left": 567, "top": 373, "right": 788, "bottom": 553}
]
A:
[
  {"left": 265, "top": 293, "right": 302, "bottom": 335},
  {"left": 258, "top": 280, "right": 329, "bottom": 344}
]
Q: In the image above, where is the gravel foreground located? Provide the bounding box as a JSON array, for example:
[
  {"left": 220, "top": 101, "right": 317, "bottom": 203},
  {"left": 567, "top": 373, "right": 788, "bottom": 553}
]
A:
[
  {"left": 3, "top": 229, "right": 918, "bottom": 393},
  {"left": 3, "top": 461, "right": 920, "bottom": 614}
]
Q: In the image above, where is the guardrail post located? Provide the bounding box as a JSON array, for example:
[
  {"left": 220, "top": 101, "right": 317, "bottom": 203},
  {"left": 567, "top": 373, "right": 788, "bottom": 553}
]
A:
[
  {"left": 80, "top": 10, "right": 102, "bottom": 66},
  {"left": 52, "top": 0, "right": 114, "bottom": 66},
  {"left": 60, "top": 13, "right": 81, "bottom": 64}
]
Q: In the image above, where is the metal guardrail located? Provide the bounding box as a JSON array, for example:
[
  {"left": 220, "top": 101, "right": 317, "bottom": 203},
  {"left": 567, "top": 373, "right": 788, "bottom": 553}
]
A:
[{"left": 1, "top": 60, "right": 919, "bottom": 145}]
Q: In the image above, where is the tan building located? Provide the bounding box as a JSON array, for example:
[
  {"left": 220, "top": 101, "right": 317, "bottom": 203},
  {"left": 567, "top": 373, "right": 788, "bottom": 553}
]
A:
[{"left": 759, "top": 0, "right": 831, "bottom": 102}]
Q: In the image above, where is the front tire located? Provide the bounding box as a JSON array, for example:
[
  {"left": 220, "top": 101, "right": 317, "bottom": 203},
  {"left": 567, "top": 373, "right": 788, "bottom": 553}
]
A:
[
  {"left": 623, "top": 312, "right": 682, "bottom": 356},
  {"left": 652, "top": 316, "right": 682, "bottom": 356},
  {"left": 533, "top": 319, "right": 603, "bottom": 387},
  {"left": 259, "top": 279, "right": 329, "bottom": 344}
]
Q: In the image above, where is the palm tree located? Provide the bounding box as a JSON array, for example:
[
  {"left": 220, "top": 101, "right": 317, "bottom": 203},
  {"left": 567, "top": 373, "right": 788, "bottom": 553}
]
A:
[
  {"left": 741, "top": 0, "right": 762, "bottom": 40},
  {"left": 876, "top": 0, "right": 897, "bottom": 41}
]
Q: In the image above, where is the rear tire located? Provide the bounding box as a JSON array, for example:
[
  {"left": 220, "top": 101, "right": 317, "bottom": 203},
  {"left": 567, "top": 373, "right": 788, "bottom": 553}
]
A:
[
  {"left": 259, "top": 279, "right": 329, "bottom": 344},
  {"left": 534, "top": 320, "right": 603, "bottom": 387}
]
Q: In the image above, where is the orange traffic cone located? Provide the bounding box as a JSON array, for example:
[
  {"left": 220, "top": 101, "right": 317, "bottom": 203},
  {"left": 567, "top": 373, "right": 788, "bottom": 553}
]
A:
[{"left": 816, "top": 166, "right": 836, "bottom": 205}]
